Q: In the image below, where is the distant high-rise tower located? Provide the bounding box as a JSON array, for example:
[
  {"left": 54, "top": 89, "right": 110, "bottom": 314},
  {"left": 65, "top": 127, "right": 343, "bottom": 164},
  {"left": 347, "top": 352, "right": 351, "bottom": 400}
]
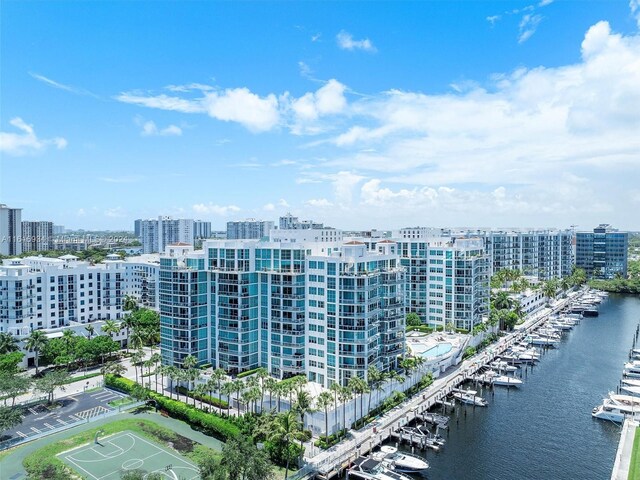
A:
[
  {"left": 21, "top": 221, "right": 54, "bottom": 252},
  {"left": 0, "top": 204, "right": 23, "bottom": 256},
  {"left": 576, "top": 224, "right": 628, "bottom": 279},
  {"left": 226, "top": 219, "right": 274, "bottom": 239}
]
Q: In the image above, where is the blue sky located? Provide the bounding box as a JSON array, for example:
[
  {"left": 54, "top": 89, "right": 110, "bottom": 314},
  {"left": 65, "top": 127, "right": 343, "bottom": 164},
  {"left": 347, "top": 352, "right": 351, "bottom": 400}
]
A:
[{"left": 1, "top": 1, "right": 639, "bottom": 231}]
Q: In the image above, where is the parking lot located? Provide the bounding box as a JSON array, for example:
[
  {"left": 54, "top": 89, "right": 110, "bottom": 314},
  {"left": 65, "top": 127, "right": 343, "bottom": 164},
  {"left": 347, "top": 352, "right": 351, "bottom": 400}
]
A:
[{"left": 1, "top": 388, "right": 128, "bottom": 442}]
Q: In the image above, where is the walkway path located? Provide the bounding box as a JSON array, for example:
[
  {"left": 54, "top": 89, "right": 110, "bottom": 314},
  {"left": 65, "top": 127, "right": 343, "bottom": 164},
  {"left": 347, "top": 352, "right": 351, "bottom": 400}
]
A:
[{"left": 611, "top": 419, "right": 638, "bottom": 480}]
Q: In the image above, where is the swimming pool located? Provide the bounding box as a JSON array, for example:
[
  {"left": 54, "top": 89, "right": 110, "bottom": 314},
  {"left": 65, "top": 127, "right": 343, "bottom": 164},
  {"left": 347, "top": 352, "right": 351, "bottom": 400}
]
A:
[{"left": 421, "top": 342, "right": 453, "bottom": 358}]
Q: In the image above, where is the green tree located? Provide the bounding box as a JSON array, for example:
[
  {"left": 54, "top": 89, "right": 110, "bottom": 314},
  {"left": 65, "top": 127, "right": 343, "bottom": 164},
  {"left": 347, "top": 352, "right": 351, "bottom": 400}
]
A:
[
  {"left": 492, "top": 291, "right": 514, "bottom": 310},
  {"left": 293, "top": 389, "right": 314, "bottom": 430},
  {"left": 0, "top": 405, "right": 23, "bottom": 431},
  {"left": 25, "top": 330, "right": 48, "bottom": 375},
  {"left": 0, "top": 351, "right": 24, "bottom": 374},
  {"left": 35, "top": 370, "right": 68, "bottom": 404},
  {"left": 0, "top": 372, "right": 31, "bottom": 406},
  {"left": 262, "top": 411, "right": 300, "bottom": 480},
  {"left": 0, "top": 332, "right": 19, "bottom": 354},
  {"left": 130, "top": 350, "right": 144, "bottom": 384},
  {"left": 406, "top": 312, "right": 422, "bottom": 327},
  {"left": 84, "top": 324, "right": 95, "bottom": 340}
]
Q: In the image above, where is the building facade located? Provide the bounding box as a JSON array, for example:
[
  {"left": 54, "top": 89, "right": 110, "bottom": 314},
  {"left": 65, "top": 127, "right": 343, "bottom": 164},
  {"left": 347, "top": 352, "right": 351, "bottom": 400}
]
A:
[
  {"left": 159, "top": 239, "right": 406, "bottom": 387},
  {"left": 226, "top": 219, "right": 274, "bottom": 240},
  {"left": 193, "top": 220, "right": 212, "bottom": 240},
  {"left": 21, "top": 221, "right": 54, "bottom": 252},
  {"left": 0, "top": 204, "right": 23, "bottom": 256},
  {"left": 576, "top": 224, "right": 629, "bottom": 279},
  {"left": 137, "top": 217, "right": 195, "bottom": 253}
]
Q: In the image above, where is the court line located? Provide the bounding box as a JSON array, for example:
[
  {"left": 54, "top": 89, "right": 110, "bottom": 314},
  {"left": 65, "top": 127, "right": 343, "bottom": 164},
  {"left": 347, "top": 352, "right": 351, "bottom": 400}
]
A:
[
  {"left": 131, "top": 434, "right": 198, "bottom": 469},
  {"left": 63, "top": 453, "right": 101, "bottom": 480}
]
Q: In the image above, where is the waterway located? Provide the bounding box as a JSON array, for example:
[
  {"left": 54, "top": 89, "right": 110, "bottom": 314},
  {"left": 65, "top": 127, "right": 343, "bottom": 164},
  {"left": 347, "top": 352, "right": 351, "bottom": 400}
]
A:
[{"left": 398, "top": 294, "right": 640, "bottom": 480}]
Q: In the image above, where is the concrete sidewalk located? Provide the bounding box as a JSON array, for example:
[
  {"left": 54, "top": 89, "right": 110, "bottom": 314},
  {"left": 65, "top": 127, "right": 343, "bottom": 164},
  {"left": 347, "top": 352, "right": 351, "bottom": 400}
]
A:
[{"left": 612, "top": 419, "right": 637, "bottom": 480}]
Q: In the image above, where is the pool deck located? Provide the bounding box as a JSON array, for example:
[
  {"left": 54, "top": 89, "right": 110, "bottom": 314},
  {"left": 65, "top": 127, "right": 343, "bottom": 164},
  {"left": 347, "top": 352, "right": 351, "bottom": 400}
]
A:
[
  {"left": 611, "top": 418, "right": 637, "bottom": 480},
  {"left": 406, "top": 332, "right": 465, "bottom": 358}
]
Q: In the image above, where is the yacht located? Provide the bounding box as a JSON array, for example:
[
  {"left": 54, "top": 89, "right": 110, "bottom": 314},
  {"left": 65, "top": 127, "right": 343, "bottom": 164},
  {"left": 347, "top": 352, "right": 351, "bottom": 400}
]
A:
[
  {"left": 620, "top": 385, "right": 640, "bottom": 397},
  {"left": 491, "top": 373, "right": 523, "bottom": 387},
  {"left": 592, "top": 398, "right": 640, "bottom": 423},
  {"left": 371, "top": 446, "right": 429, "bottom": 474},
  {"left": 527, "top": 335, "right": 560, "bottom": 347},
  {"left": 347, "top": 457, "right": 413, "bottom": 480},
  {"left": 624, "top": 362, "right": 640, "bottom": 378},
  {"left": 622, "top": 378, "right": 640, "bottom": 387},
  {"left": 609, "top": 393, "right": 640, "bottom": 410},
  {"left": 452, "top": 389, "right": 488, "bottom": 406}
]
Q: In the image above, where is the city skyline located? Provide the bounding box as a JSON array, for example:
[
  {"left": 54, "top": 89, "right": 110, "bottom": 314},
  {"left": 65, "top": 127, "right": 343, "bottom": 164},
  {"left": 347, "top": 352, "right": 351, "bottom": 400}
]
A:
[{"left": 1, "top": 1, "right": 640, "bottom": 231}]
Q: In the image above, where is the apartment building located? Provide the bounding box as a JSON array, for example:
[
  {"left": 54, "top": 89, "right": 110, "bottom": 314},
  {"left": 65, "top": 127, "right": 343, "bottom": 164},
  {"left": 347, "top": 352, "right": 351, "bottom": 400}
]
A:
[
  {"left": 137, "top": 217, "right": 194, "bottom": 253},
  {"left": 226, "top": 219, "right": 274, "bottom": 240},
  {"left": 159, "top": 239, "right": 405, "bottom": 387},
  {"left": 576, "top": 224, "right": 629, "bottom": 279},
  {"left": 21, "top": 221, "right": 54, "bottom": 252}
]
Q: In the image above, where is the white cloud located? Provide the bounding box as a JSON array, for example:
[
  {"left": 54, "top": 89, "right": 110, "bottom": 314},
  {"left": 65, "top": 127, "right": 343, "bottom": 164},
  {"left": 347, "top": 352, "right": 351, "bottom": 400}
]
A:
[
  {"left": 76, "top": 208, "right": 86, "bottom": 217},
  {"left": 632, "top": 0, "right": 640, "bottom": 28},
  {"left": 137, "top": 119, "right": 182, "bottom": 137},
  {"left": 291, "top": 79, "right": 347, "bottom": 121},
  {"left": 539, "top": 0, "right": 553, "bottom": 6},
  {"left": 306, "top": 198, "right": 333, "bottom": 207},
  {"left": 487, "top": 15, "right": 501, "bottom": 25},
  {"left": 203, "top": 88, "right": 279, "bottom": 132},
  {"left": 192, "top": 203, "right": 241, "bottom": 216},
  {"left": 518, "top": 14, "right": 543, "bottom": 43},
  {"left": 278, "top": 199, "right": 290, "bottom": 208},
  {"left": 336, "top": 31, "right": 376, "bottom": 52},
  {"left": 104, "top": 207, "right": 126, "bottom": 218},
  {"left": 29, "top": 72, "right": 98, "bottom": 98},
  {"left": 311, "top": 33, "right": 321, "bottom": 42},
  {"left": 100, "top": 176, "right": 142, "bottom": 183},
  {"left": 117, "top": 92, "right": 205, "bottom": 113},
  {"left": 0, "top": 117, "right": 67, "bottom": 156},
  {"left": 263, "top": 203, "right": 275, "bottom": 211}
]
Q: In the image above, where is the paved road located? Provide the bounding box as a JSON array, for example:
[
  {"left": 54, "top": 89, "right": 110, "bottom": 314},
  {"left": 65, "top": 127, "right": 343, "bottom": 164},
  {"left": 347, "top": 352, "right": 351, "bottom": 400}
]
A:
[{"left": 1, "top": 388, "right": 126, "bottom": 443}]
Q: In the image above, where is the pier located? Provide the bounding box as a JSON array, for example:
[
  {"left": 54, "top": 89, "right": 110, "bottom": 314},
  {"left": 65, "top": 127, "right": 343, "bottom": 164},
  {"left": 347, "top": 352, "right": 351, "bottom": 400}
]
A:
[{"left": 307, "top": 291, "right": 583, "bottom": 479}]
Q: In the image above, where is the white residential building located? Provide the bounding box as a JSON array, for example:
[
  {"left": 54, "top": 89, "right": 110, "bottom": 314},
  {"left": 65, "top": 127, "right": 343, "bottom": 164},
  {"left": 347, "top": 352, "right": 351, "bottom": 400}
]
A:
[
  {"left": 226, "top": 219, "right": 274, "bottom": 240},
  {"left": 137, "top": 217, "right": 194, "bottom": 253}
]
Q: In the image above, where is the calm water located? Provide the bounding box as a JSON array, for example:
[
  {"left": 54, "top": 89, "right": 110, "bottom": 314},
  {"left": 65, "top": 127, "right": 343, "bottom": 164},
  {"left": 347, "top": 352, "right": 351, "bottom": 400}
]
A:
[{"left": 398, "top": 294, "right": 640, "bottom": 480}]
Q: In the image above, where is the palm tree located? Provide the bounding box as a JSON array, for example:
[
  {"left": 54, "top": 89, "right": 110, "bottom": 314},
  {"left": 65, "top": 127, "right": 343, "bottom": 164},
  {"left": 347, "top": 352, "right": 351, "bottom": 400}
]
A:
[
  {"left": 264, "top": 376, "right": 277, "bottom": 411},
  {"left": 123, "top": 294, "right": 138, "bottom": 312},
  {"left": 25, "top": 330, "right": 48, "bottom": 375},
  {"left": 266, "top": 411, "right": 301, "bottom": 480},
  {"left": 101, "top": 362, "right": 126, "bottom": 382},
  {"left": 211, "top": 368, "right": 226, "bottom": 403},
  {"left": 121, "top": 315, "right": 136, "bottom": 353},
  {"left": 182, "top": 355, "right": 199, "bottom": 390},
  {"left": 149, "top": 352, "right": 162, "bottom": 390},
  {"left": 294, "top": 389, "right": 314, "bottom": 430},
  {"left": 338, "top": 385, "right": 352, "bottom": 433},
  {"left": 193, "top": 383, "right": 208, "bottom": 410},
  {"left": 84, "top": 324, "right": 95, "bottom": 340},
  {"left": 256, "top": 367, "right": 269, "bottom": 412},
  {"left": 167, "top": 366, "right": 179, "bottom": 399},
  {"left": 232, "top": 379, "right": 245, "bottom": 415},
  {"left": 316, "top": 391, "right": 334, "bottom": 440},
  {"left": 221, "top": 381, "right": 235, "bottom": 413},
  {"left": 329, "top": 382, "right": 341, "bottom": 435},
  {"left": 542, "top": 280, "right": 558, "bottom": 301},
  {"left": 0, "top": 332, "right": 19, "bottom": 354},
  {"left": 492, "top": 290, "right": 514, "bottom": 311}
]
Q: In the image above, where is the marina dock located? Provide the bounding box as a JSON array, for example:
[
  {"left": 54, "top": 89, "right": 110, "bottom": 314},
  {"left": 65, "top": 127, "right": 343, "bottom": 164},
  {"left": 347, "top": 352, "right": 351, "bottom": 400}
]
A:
[{"left": 307, "top": 290, "right": 589, "bottom": 479}]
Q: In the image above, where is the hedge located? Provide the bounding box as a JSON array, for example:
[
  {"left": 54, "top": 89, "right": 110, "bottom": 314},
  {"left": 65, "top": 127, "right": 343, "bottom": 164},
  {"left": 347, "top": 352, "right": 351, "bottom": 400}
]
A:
[
  {"left": 105, "top": 375, "right": 239, "bottom": 441},
  {"left": 237, "top": 367, "right": 262, "bottom": 379},
  {"left": 176, "top": 386, "right": 229, "bottom": 409}
]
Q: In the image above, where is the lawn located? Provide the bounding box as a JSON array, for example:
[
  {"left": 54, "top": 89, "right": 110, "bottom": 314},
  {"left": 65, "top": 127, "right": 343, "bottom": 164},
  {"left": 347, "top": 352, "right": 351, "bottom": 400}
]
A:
[
  {"left": 629, "top": 427, "right": 640, "bottom": 480},
  {"left": 22, "top": 418, "right": 220, "bottom": 480}
]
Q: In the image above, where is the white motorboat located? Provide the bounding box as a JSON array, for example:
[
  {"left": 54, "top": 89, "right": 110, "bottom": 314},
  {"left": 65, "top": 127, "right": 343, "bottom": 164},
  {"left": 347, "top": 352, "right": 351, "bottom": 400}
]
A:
[
  {"left": 452, "top": 389, "right": 488, "bottom": 406},
  {"left": 347, "top": 457, "right": 413, "bottom": 480},
  {"left": 592, "top": 398, "right": 640, "bottom": 423},
  {"left": 491, "top": 374, "right": 523, "bottom": 387},
  {"left": 609, "top": 393, "right": 640, "bottom": 410},
  {"left": 624, "top": 362, "right": 640, "bottom": 378},
  {"left": 528, "top": 335, "right": 560, "bottom": 347},
  {"left": 620, "top": 385, "right": 640, "bottom": 397},
  {"left": 489, "top": 360, "right": 518, "bottom": 373},
  {"left": 371, "top": 446, "right": 429, "bottom": 474},
  {"left": 622, "top": 378, "right": 640, "bottom": 387}
]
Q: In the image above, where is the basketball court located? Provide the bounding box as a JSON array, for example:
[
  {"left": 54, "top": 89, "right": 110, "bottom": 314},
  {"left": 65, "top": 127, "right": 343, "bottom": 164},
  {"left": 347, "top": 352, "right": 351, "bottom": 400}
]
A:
[{"left": 57, "top": 430, "right": 200, "bottom": 479}]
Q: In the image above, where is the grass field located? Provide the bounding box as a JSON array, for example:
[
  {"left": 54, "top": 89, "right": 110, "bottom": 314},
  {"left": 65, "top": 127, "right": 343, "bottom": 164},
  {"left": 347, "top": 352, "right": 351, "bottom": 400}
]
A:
[
  {"left": 58, "top": 430, "right": 199, "bottom": 480},
  {"left": 629, "top": 427, "right": 640, "bottom": 480}
]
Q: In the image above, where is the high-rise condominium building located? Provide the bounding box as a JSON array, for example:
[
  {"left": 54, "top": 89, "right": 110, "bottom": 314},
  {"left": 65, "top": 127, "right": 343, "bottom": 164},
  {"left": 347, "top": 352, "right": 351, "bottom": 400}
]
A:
[
  {"left": 136, "top": 217, "right": 194, "bottom": 253},
  {"left": 0, "top": 204, "right": 23, "bottom": 256},
  {"left": 279, "top": 213, "right": 324, "bottom": 230},
  {"left": 449, "top": 228, "right": 574, "bottom": 280},
  {"left": 226, "top": 219, "right": 274, "bottom": 240},
  {"left": 393, "top": 237, "right": 490, "bottom": 329},
  {"left": 193, "top": 220, "right": 212, "bottom": 239},
  {"left": 576, "top": 224, "right": 629, "bottom": 279},
  {"left": 159, "top": 239, "right": 405, "bottom": 387},
  {"left": 21, "top": 221, "right": 53, "bottom": 252}
]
